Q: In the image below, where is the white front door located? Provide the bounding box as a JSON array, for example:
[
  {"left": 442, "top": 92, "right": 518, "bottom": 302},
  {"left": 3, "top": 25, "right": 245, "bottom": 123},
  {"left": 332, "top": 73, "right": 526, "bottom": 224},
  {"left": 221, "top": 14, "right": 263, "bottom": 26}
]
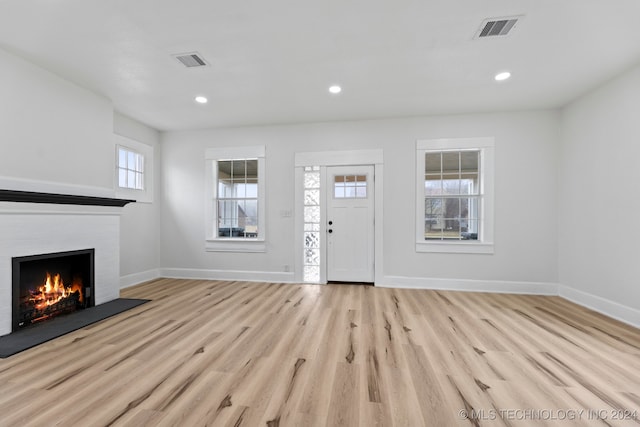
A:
[{"left": 326, "top": 165, "right": 375, "bottom": 282}]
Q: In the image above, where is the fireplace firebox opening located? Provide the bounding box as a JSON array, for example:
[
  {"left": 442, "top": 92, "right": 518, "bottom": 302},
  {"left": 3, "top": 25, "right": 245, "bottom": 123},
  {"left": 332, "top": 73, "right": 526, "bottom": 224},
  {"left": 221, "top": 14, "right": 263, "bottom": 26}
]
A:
[{"left": 12, "top": 249, "right": 95, "bottom": 331}]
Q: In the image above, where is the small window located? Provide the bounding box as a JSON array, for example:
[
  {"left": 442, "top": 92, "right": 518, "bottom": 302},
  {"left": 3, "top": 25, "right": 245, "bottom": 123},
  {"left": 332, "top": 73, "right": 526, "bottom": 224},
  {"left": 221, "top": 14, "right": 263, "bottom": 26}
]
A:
[
  {"left": 117, "top": 147, "right": 144, "bottom": 190},
  {"left": 114, "top": 135, "right": 154, "bottom": 203},
  {"left": 334, "top": 175, "right": 367, "bottom": 198}
]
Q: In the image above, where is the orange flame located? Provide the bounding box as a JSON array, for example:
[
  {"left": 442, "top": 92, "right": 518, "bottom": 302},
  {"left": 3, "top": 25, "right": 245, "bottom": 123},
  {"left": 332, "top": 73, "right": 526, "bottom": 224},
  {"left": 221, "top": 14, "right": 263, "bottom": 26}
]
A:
[{"left": 32, "top": 272, "right": 83, "bottom": 310}]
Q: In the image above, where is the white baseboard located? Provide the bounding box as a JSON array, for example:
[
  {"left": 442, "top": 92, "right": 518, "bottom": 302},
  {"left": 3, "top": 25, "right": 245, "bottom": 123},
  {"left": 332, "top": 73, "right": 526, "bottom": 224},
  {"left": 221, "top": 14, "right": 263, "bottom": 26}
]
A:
[
  {"left": 559, "top": 285, "right": 640, "bottom": 328},
  {"left": 119, "top": 269, "right": 640, "bottom": 329},
  {"left": 120, "top": 269, "right": 161, "bottom": 289},
  {"left": 381, "top": 275, "right": 558, "bottom": 295},
  {"left": 159, "top": 268, "right": 297, "bottom": 283}
]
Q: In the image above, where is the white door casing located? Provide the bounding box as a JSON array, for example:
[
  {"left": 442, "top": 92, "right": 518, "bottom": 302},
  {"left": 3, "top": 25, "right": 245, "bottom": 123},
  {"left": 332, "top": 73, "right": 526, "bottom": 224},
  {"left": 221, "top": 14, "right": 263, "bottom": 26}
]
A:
[{"left": 326, "top": 165, "right": 375, "bottom": 282}]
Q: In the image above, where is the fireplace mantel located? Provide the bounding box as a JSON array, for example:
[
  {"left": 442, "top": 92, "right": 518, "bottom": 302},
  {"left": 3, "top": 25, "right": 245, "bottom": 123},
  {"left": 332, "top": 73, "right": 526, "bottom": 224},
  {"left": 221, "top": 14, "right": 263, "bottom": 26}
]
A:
[{"left": 0, "top": 189, "right": 134, "bottom": 207}]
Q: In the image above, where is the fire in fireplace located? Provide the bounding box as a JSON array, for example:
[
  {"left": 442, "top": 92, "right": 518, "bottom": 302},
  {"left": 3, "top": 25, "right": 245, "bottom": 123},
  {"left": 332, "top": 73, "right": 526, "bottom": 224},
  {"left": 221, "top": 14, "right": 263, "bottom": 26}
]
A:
[{"left": 12, "top": 249, "right": 95, "bottom": 331}]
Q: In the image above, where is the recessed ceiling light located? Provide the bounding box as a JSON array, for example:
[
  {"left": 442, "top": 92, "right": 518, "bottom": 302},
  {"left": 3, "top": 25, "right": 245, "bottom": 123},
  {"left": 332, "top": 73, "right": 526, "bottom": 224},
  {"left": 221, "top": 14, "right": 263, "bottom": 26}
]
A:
[
  {"left": 195, "top": 96, "right": 208, "bottom": 104},
  {"left": 494, "top": 71, "right": 511, "bottom": 81},
  {"left": 328, "top": 85, "right": 342, "bottom": 94}
]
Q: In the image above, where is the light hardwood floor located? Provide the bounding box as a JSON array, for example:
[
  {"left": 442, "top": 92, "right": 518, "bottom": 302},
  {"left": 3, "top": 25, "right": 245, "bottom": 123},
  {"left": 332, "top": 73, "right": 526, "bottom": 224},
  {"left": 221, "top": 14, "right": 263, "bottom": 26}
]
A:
[{"left": 0, "top": 279, "right": 639, "bottom": 426}]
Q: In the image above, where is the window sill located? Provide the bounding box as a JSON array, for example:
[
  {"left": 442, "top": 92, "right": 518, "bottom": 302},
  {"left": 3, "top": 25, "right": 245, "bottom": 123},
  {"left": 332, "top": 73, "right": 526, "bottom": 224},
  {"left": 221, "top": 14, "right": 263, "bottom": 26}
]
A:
[
  {"left": 206, "top": 239, "right": 266, "bottom": 253},
  {"left": 416, "top": 241, "right": 494, "bottom": 254}
]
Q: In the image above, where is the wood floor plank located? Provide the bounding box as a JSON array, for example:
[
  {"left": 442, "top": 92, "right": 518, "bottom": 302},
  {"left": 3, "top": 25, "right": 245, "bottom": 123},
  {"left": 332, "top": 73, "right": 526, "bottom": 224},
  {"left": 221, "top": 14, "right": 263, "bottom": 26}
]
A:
[
  {"left": 0, "top": 279, "right": 638, "bottom": 426},
  {"left": 326, "top": 362, "right": 359, "bottom": 426}
]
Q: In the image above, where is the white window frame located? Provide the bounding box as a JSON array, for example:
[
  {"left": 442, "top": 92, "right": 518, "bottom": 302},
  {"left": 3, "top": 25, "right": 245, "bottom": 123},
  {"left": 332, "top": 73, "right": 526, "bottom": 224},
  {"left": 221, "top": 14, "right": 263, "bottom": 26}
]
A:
[
  {"left": 114, "top": 134, "right": 153, "bottom": 203},
  {"left": 205, "top": 146, "right": 266, "bottom": 253},
  {"left": 117, "top": 147, "right": 144, "bottom": 190},
  {"left": 416, "top": 137, "right": 494, "bottom": 254}
]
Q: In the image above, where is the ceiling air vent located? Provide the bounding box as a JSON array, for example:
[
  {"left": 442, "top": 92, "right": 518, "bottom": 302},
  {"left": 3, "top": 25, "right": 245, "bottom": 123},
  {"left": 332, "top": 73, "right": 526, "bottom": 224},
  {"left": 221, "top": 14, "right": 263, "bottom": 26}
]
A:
[
  {"left": 476, "top": 16, "right": 522, "bottom": 38},
  {"left": 173, "top": 52, "right": 208, "bottom": 68}
]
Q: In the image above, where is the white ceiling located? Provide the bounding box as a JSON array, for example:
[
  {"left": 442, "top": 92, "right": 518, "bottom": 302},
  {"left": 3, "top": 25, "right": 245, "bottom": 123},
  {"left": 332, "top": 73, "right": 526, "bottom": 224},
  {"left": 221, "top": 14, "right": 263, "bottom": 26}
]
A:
[{"left": 1, "top": 0, "right": 639, "bottom": 131}]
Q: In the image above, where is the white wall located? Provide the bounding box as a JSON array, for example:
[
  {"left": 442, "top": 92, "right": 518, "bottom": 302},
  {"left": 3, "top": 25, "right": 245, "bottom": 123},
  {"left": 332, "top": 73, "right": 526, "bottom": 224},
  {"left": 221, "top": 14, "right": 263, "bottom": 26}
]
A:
[
  {"left": 114, "top": 112, "right": 162, "bottom": 286},
  {"left": 559, "top": 63, "right": 640, "bottom": 322},
  {"left": 0, "top": 46, "right": 157, "bottom": 298},
  {"left": 161, "top": 111, "right": 560, "bottom": 289},
  {"left": 0, "top": 46, "right": 113, "bottom": 192},
  {"left": 0, "top": 47, "right": 130, "bottom": 333}
]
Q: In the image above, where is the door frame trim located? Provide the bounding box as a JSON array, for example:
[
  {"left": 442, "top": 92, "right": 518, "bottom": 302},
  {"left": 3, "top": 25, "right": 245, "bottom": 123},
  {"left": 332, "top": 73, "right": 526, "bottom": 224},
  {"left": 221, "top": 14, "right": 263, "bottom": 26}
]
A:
[{"left": 294, "top": 149, "right": 384, "bottom": 285}]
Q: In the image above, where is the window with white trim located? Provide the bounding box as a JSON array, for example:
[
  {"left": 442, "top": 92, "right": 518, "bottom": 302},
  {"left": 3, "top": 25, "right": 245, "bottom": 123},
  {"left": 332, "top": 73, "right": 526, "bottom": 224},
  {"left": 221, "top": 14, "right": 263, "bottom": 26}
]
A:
[
  {"left": 416, "top": 138, "right": 494, "bottom": 254},
  {"left": 114, "top": 134, "right": 154, "bottom": 203},
  {"left": 217, "top": 159, "right": 259, "bottom": 238},
  {"left": 205, "top": 146, "right": 266, "bottom": 252},
  {"left": 117, "top": 147, "right": 144, "bottom": 190}
]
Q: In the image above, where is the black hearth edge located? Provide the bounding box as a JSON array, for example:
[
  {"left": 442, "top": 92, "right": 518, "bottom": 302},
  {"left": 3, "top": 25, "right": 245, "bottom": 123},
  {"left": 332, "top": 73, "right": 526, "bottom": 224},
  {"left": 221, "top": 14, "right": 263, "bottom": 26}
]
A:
[
  {"left": 0, "top": 189, "right": 135, "bottom": 207},
  {"left": 0, "top": 298, "right": 150, "bottom": 358}
]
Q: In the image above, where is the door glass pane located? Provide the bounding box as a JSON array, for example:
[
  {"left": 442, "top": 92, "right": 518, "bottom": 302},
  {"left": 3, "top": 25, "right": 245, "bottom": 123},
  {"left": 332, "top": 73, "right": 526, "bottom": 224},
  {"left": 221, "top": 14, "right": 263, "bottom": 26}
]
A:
[
  {"left": 304, "top": 206, "right": 320, "bottom": 223},
  {"left": 305, "top": 189, "right": 319, "bottom": 205},
  {"left": 304, "top": 266, "right": 320, "bottom": 283},
  {"left": 305, "top": 171, "right": 320, "bottom": 188},
  {"left": 304, "top": 248, "right": 320, "bottom": 265},
  {"left": 335, "top": 175, "right": 367, "bottom": 198},
  {"left": 304, "top": 222, "right": 320, "bottom": 231},
  {"left": 345, "top": 186, "right": 356, "bottom": 198},
  {"left": 304, "top": 231, "right": 319, "bottom": 249},
  {"left": 303, "top": 166, "right": 321, "bottom": 283}
]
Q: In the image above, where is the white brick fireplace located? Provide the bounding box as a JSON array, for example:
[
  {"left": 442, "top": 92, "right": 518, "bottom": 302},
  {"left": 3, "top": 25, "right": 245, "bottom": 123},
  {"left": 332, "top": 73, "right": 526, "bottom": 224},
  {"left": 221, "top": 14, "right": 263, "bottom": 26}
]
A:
[{"left": 0, "top": 191, "right": 129, "bottom": 336}]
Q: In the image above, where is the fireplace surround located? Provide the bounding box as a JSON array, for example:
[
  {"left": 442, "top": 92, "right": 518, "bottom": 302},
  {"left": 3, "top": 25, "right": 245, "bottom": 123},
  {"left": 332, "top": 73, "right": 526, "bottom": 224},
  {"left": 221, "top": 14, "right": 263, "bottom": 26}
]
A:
[{"left": 0, "top": 187, "right": 133, "bottom": 336}]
